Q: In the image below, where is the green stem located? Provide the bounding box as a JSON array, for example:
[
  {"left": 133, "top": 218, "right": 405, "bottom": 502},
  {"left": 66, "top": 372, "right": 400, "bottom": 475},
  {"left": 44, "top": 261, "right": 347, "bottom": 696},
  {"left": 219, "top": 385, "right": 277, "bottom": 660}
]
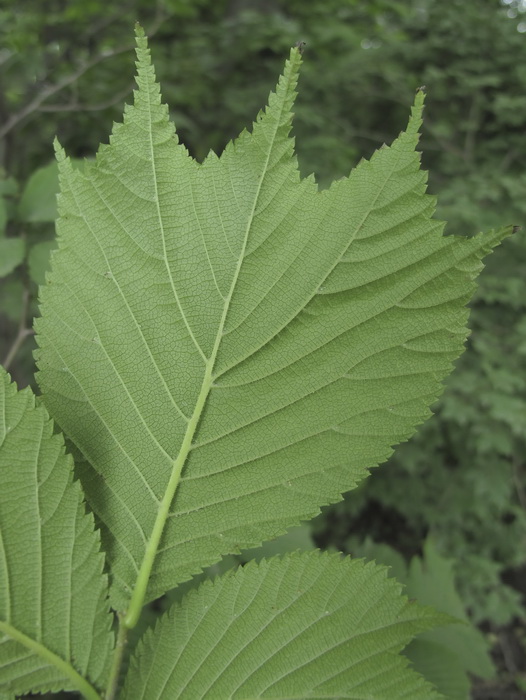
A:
[
  {"left": 104, "top": 614, "right": 129, "bottom": 700},
  {"left": 0, "top": 620, "right": 101, "bottom": 700},
  {"left": 122, "top": 46, "right": 298, "bottom": 632},
  {"left": 124, "top": 362, "right": 214, "bottom": 629}
]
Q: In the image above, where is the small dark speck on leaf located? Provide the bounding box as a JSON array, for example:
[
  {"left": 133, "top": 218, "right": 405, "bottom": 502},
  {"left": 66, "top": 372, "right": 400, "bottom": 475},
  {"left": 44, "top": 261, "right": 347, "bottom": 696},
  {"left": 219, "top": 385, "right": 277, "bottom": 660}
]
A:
[
  {"left": 512, "top": 225, "right": 521, "bottom": 234},
  {"left": 295, "top": 41, "right": 306, "bottom": 54}
]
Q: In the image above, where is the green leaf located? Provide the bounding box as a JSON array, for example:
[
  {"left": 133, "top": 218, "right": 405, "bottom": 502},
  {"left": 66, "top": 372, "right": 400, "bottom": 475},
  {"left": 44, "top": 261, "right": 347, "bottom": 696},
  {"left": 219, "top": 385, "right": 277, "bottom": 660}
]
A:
[
  {"left": 124, "top": 552, "right": 447, "bottom": 700},
  {"left": 28, "top": 239, "right": 57, "bottom": 286},
  {"left": 18, "top": 161, "right": 86, "bottom": 224},
  {"left": 352, "top": 538, "right": 495, "bottom": 698},
  {"left": 240, "top": 523, "right": 315, "bottom": 563},
  {"left": 0, "top": 238, "right": 25, "bottom": 278},
  {"left": 18, "top": 162, "right": 60, "bottom": 223},
  {"left": 349, "top": 537, "right": 409, "bottom": 585},
  {"left": 405, "top": 639, "right": 470, "bottom": 700},
  {"left": 404, "top": 539, "right": 495, "bottom": 682},
  {"left": 0, "top": 177, "right": 18, "bottom": 199},
  {"left": 0, "top": 367, "right": 113, "bottom": 698},
  {"left": 35, "top": 30, "right": 512, "bottom": 615},
  {"left": 0, "top": 280, "right": 25, "bottom": 323}
]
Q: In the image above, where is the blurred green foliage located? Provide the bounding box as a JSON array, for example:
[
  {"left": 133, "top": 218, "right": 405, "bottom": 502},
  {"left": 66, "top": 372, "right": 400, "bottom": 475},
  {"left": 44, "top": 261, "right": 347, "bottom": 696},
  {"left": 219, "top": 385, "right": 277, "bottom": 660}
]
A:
[
  {"left": 355, "top": 537, "right": 496, "bottom": 699},
  {"left": 1, "top": 1, "right": 525, "bottom": 695}
]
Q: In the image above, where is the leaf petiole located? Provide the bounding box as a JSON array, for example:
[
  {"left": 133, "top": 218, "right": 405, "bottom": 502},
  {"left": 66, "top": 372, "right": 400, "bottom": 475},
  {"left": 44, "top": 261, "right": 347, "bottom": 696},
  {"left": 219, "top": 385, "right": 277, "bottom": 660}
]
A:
[
  {"left": 104, "top": 615, "right": 129, "bottom": 700},
  {"left": 123, "top": 362, "right": 215, "bottom": 629}
]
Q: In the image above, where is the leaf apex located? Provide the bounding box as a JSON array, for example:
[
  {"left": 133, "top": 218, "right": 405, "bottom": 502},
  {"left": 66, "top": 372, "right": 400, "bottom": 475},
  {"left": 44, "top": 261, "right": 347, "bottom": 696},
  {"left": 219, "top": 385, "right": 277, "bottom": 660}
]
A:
[
  {"left": 53, "top": 137, "right": 66, "bottom": 161},
  {"left": 130, "top": 20, "right": 166, "bottom": 120},
  {"left": 407, "top": 89, "right": 425, "bottom": 136},
  {"left": 133, "top": 21, "right": 154, "bottom": 80},
  {"left": 286, "top": 43, "right": 303, "bottom": 76},
  {"left": 134, "top": 22, "right": 146, "bottom": 40},
  {"left": 53, "top": 139, "right": 75, "bottom": 182}
]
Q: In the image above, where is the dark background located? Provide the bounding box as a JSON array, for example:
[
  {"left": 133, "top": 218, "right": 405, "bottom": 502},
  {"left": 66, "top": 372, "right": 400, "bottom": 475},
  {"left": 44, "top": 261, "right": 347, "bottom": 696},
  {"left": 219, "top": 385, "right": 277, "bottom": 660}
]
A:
[{"left": 1, "top": 1, "right": 525, "bottom": 697}]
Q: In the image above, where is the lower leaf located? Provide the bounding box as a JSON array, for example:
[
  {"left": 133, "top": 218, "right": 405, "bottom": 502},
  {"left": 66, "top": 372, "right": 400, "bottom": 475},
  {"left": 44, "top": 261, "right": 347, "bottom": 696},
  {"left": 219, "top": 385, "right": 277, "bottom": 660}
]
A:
[
  {"left": 0, "top": 368, "right": 113, "bottom": 698},
  {"left": 124, "top": 551, "right": 449, "bottom": 699}
]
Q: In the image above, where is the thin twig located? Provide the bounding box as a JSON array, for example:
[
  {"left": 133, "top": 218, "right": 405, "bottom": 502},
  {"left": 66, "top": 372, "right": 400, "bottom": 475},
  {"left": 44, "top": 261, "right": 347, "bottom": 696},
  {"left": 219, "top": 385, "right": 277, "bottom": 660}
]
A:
[
  {"left": 37, "top": 84, "right": 134, "bottom": 112},
  {"left": 0, "top": 12, "right": 167, "bottom": 140},
  {"left": 0, "top": 45, "right": 133, "bottom": 140},
  {"left": 463, "top": 92, "right": 481, "bottom": 164},
  {"left": 2, "top": 287, "right": 34, "bottom": 371},
  {"left": 104, "top": 614, "right": 129, "bottom": 700},
  {"left": 498, "top": 627, "right": 519, "bottom": 675}
]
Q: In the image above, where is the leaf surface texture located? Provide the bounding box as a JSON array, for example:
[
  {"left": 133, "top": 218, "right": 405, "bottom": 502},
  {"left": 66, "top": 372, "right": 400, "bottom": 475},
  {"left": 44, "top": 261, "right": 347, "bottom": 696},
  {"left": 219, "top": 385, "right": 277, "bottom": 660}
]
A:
[
  {"left": 124, "top": 552, "right": 445, "bottom": 699},
  {"left": 35, "top": 31, "right": 511, "bottom": 609},
  {"left": 0, "top": 368, "right": 112, "bottom": 697}
]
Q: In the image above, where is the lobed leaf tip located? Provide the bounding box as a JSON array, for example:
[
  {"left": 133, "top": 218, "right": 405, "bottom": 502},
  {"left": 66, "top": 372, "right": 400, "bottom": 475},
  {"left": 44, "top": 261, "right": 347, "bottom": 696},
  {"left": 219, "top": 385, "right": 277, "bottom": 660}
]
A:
[
  {"left": 134, "top": 22, "right": 145, "bottom": 39},
  {"left": 406, "top": 89, "right": 425, "bottom": 137},
  {"left": 414, "top": 88, "right": 426, "bottom": 108},
  {"left": 53, "top": 137, "right": 65, "bottom": 160}
]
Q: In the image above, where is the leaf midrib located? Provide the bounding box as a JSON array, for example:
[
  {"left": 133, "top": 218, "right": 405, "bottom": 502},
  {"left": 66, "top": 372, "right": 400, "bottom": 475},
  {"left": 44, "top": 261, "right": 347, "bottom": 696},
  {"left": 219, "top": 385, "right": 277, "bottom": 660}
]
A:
[
  {"left": 123, "top": 57, "right": 294, "bottom": 625},
  {"left": 212, "top": 125, "right": 416, "bottom": 383}
]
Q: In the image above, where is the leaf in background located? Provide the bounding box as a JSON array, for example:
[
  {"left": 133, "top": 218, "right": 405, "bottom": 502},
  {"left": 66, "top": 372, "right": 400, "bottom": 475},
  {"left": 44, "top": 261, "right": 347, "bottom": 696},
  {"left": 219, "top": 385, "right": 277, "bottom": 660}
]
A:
[
  {"left": 239, "top": 523, "right": 315, "bottom": 563},
  {"left": 28, "top": 239, "right": 57, "bottom": 286},
  {"left": 0, "top": 178, "right": 18, "bottom": 199},
  {"left": 0, "top": 280, "right": 25, "bottom": 323},
  {"left": 348, "top": 536, "right": 409, "bottom": 584},
  {"left": 404, "top": 539, "right": 495, "bottom": 689},
  {"left": 405, "top": 640, "right": 470, "bottom": 700},
  {"left": 0, "top": 367, "right": 113, "bottom": 698},
  {"left": 18, "top": 161, "right": 85, "bottom": 224},
  {"left": 124, "top": 552, "right": 447, "bottom": 700},
  {"left": 351, "top": 537, "right": 495, "bottom": 699},
  {"left": 35, "top": 28, "right": 513, "bottom": 611},
  {"left": 18, "top": 162, "right": 60, "bottom": 223},
  {"left": 0, "top": 238, "right": 25, "bottom": 278}
]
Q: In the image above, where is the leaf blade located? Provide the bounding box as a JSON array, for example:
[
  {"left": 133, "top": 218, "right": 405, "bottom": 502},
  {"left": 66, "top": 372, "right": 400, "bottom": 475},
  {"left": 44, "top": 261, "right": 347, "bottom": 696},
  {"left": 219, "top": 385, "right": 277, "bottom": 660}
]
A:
[
  {"left": 0, "top": 368, "right": 113, "bottom": 697},
  {"left": 35, "top": 31, "right": 513, "bottom": 613},
  {"left": 18, "top": 161, "right": 60, "bottom": 223},
  {"left": 124, "top": 552, "right": 446, "bottom": 699},
  {"left": 0, "top": 238, "right": 25, "bottom": 278}
]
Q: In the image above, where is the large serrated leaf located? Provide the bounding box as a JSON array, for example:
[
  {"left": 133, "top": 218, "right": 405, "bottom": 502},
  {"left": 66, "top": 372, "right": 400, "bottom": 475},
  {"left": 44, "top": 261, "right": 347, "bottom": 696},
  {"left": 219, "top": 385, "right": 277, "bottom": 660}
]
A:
[
  {"left": 35, "top": 28, "right": 512, "bottom": 612},
  {"left": 124, "top": 552, "right": 447, "bottom": 700},
  {"left": 0, "top": 367, "right": 113, "bottom": 698}
]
